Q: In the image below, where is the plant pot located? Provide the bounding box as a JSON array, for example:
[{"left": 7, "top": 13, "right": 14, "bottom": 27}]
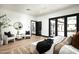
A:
[{"left": 0, "top": 40, "right": 3, "bottom": 46}]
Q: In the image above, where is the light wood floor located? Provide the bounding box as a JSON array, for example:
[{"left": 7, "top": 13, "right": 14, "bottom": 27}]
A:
[{"left": 0, "top": 35, "right": 46, "bottom": 54}]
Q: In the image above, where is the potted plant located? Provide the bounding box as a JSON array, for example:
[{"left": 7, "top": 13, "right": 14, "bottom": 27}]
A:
[{"left": 0, "top": 22, "right": 4, "bottom": 46}]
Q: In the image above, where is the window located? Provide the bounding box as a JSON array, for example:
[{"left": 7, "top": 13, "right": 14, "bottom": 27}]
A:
[
  {"left": 49, "top": 13, "right": 78, "bottom": 37},
  {"left": 67, "top": 16, "right": 77, "bottom": 37},
  {"left": 50, "top": 20, "right": 55, "bottom": 37},
  {"left": 57, "top": 18, "right": 64, "bottom": 36}
]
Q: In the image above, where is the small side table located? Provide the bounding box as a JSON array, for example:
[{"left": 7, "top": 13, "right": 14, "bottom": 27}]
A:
[{"left": 16, "top": 34, "right": 24, "bottom": 40}]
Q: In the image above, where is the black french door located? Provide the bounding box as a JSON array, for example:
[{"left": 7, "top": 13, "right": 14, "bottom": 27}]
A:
[
  {"left": 67, "top": 16, "right": 77, "bottom": 37},
  {"left": 49, "top": 19, "right": 56, "bottom": 37},
  {"left": 49, "top": 13, "right": 79, "bottom": 37},
  {"left": 57, "top": 18, "right": 64, "bottom": 36}
]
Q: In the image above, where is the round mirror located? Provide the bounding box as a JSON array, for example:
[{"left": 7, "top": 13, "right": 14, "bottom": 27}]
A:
[
  {"left": 13, "top": 22, "right": 23, "bottom": 30},
  {"left": 13, "top": 22, "right": 23, "bottom": 35}
]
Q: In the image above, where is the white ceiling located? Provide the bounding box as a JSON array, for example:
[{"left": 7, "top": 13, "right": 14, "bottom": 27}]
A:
[{"left": 0, "top": 4, "right": 78, "bottom": 16}]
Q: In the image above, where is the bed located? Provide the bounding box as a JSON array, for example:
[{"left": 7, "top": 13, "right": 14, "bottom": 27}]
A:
[
  {"left": 59, "top": 45, "right": 79, "bottom": 54},
  {"left": 32, "top": 36, "right": 65, "bottom": 54}
]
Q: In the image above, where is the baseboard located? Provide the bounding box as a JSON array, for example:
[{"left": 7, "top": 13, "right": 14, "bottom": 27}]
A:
[
  {"left": 32, "top": 34, "right": 36, "bottom": 35},
  {"left": 41, "top": 35, "right": 49, "bottom": 37},
  {"left": 32, "top": 34, "right": 49, "bottom": 37}
]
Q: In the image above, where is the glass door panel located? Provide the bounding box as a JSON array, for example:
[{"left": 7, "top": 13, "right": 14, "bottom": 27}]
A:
[
  {"left": 50, "top": 20, "right": 55, "bottom": 37},
  {"left": 57, "top": 18, "right": 64, "bottom": 36},
  {"left": 31, "top": 21, "right": 36, "bottom": 34},
  {"left": 67, "top": 16, "right": 77, "bottom": 37}
]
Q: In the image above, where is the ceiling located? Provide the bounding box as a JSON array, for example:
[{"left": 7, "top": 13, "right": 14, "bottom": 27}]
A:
[{"left": 0, "top": 4, "right": 78, "bottom": 16}]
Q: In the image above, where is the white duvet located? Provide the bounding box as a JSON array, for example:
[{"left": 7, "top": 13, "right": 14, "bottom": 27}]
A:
[{"left": 59, "top": 45, "right": 79, "bottom": 54}]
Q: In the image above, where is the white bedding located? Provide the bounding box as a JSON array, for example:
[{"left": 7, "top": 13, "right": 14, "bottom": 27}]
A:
[
  {"left": 32, "top": 36, "right": 65, "bottom": 54},
  {"left": 51, "top": 36, "right": 65, "bottom": 44},
  {"left": 59, "top": 45, "right": 79, "bottom": 54}
]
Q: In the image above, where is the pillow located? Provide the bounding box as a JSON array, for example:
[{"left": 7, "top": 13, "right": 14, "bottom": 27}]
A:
[
  {"left": 71, "top": 32, "right": 79, "bottom": 49},
  {"left": 53, "top": 36, "right": 65, "bottom": 44},
  {"left": 63, "top": 36, "right": 72, "bottom": 45},
  {"left": 25, "top": 31, "right": 30, "bottom": 35},
  {"left": 4, "top": 31, "right": 13, "bottom": 37},
  {"left": 36, "top": 39, "right": 53, "bottom": 54}
]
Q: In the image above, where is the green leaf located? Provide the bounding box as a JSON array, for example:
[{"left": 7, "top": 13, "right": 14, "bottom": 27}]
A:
[{"left": 0, "top": 22, "right": 3, "bottom": 27}]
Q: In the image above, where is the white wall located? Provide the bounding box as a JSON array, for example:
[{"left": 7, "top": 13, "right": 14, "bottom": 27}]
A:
[
  {"left": 35, "top": 5, "right": 79, "bottom": 36},
  {"left": 1, "top": 5, "right": 79, "bottom": 37},
  {"left": 0, "top": 9, "right": 34, "bottom": 37}
]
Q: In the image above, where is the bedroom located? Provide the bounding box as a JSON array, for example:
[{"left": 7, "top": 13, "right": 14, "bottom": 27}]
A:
[{"left": 0, "top": 4, "right": 79, "bottom": 54}]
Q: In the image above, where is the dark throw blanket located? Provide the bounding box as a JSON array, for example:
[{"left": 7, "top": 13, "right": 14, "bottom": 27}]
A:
[{"left": 36, "top": 39, "right": 53, "bottom": 54}]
